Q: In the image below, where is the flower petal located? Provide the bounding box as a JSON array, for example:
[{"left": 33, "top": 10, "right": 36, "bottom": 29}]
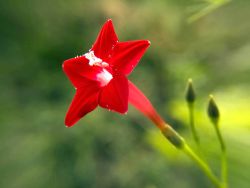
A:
[
  {"left": 63, "top": 56, "right": 106, "bottom": 87},
  {"left": 65, "top": 81, "right": 100, "bottom": 127},
  {"left": 99, "top": 74, "right": 128, "bottom": 113},
  {"left": 110, "top": 40, "right": 150, "bottom": 75},
  {"left": 91, "top": 19, "right": 118, "bottom": 61},
  {"left": 128, "top": 81, "right": 165, "bottom": 128}
]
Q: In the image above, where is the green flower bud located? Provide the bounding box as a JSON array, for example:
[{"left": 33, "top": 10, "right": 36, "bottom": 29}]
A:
[
  {"left": 185, "top": 78, "right": 196, "bottom": 103},
  {"left": 207, "top": 95, "right": 220, "bottom": 124}
]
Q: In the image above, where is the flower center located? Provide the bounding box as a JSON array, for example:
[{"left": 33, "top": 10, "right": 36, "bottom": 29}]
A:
[
  {"left": 84, "top": 51, "right": 113, "bottom": 86},
  {"left": 96, "top": 69, "right": 113, "bottom": 87}
]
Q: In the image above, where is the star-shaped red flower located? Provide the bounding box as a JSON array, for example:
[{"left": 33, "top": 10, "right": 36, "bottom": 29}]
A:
[{"left": 63, "top": 19, "right": 150, "bottom": 127}]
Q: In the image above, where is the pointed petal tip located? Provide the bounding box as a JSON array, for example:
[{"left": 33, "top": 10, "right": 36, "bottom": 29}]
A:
[
  {"left": 109, "top": 106, "right": 128, "bottom": 114},
  {"left": 62, "top": 58, "right": 74, "bottom": 72},
  {"left": 62, "top": 59, "right": 71, "bottom": 73},
  {"left": 140, "top": 40, "right": 151, "bottom": 46},
  {"left": 120, "top": 108, "right": 128, "bottom": 114},
  {"left": 65, "top": 124, "right": 72, "bottom": 128},
  {"left": 64, "top": 107, "right": 82, "bottom": 128},
  {"left": 62, "top": 59, "right": 67, "bottom": 69},
  {"left": 101, "top": 104, "right": 128, "bottom": 115},
  {"left": 137, "top": 40, "right": 151, "bottom": 48},
  {"left": 62, "top": 58, "right": 74, "bottom": 76},
  {"left": 104, "top": 19, "right": 114, "bottom": 27},
  {"left": 65, "top": 118, "right": 75, "bottom": 127},
  {"left": 106, "top": 18, "right": 113, "bottom": 23},
  {"left": 112, "top": 102, "right": 128, "bottom": 114}
]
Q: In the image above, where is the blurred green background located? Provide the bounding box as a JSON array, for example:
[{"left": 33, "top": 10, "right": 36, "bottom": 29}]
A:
[{"left": 1, "top": 0, "right": 250, "bottom": 187}]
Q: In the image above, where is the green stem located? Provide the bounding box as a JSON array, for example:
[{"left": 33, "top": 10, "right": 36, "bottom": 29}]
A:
[
  {"left": 161, "top": 126, "right": 222, "bottom": 187},
  {"left": 187, "top": 0, "right": 231, "bottom": 23},
  {"left": 214, "top": 122, "right": 228, "bottom": 188},
  {"left": 182, "top": 143, "right": 222, "bottom": 188},
  {"left": 214, "top": 123, "right": 226, "bottom": 152},
  {"left": 188, "top": 103, "right": 200, "bottom": 145},
  {"left": 221, "top": 152, "right": 227, "bottom": 188}
]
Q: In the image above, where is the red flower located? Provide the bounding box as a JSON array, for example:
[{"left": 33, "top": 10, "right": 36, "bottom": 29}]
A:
[{"left": 63, "top": 19, "right": 165, "bottom": 129}]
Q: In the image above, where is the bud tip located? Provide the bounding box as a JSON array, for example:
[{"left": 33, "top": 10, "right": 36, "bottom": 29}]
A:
[{"left": 186, "top": 78, "right": 196, "bottom": 103}]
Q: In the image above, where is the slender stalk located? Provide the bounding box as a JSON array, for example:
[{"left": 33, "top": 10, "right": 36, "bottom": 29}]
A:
[
  {"left": 188, "top": 103, "right": 200, "bottom": 145},
  {"left": 161, "top": 125, "right": 222, "bottom": 188},
  {"left": 182, "top": 143, "right": 222, "bottom": 187},
  {"left": 214, "top": 122, "right": 226, "bottom": 152},
  {"left": 187, "top": 0, "right": 231, "bottom": 23},
  {"left": 214, "top": 122, "right": 228, "bottom": 188},
  {"left": 221, "top": 151, "right": 227, "bottom": 188}
]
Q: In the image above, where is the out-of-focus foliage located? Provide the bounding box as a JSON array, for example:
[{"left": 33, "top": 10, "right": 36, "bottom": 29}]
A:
[{"left": 0, "top": 0, "right": 249, "bottom": 187}]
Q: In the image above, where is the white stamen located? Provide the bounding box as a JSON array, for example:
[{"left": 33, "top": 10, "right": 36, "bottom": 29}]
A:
[
  {"left": 84, "top": 51, "right": 108, "bottom": 66},
  {"left": 84, "top": 51, "right": 112, "bottom": 86},
  {"left": 101, "top": 62, "right": 109, "bottom": 67}
]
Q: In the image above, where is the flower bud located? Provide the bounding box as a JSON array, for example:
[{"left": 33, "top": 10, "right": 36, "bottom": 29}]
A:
[
  {"left": 207, "top": 95, "right": 220, "bottom": 124},
  {"left": 185, "top": 79, "right": 196, "bottom": 103}
]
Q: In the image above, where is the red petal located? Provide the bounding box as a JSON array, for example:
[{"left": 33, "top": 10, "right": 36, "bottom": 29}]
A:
[
  {"left": 110, "top": 40, "right": 150, "bottom": 75},
  {"left": 128, "top": 81, "right": 165, "bottom": 128},
  {"left": 65, "top": 81, "right": 100, "bottom": 127},
  {"left": 63, "top": 56, "right": 106, "bottom": 87},
  {"left": 99, "top": 74, "right": 128, "bottom": 113},
  {"left": 91, "top": 19, "right": 118, "bottom": 61}
]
